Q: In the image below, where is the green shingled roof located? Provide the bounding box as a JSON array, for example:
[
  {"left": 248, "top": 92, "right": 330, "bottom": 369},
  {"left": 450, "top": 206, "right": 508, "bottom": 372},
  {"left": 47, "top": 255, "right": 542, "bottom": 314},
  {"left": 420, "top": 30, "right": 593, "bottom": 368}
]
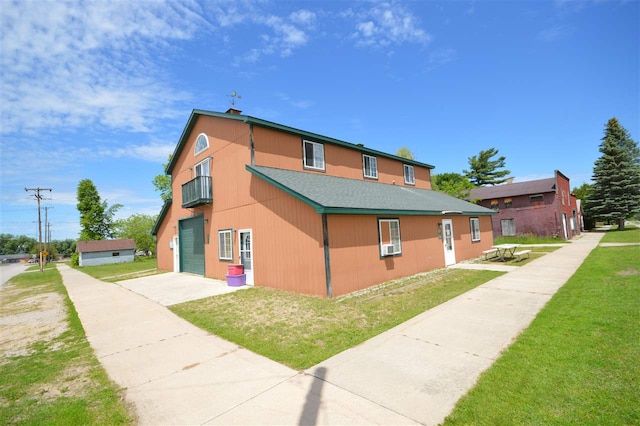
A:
[{"left": 247, "top": 165, "right": 495, "bottom": 216}]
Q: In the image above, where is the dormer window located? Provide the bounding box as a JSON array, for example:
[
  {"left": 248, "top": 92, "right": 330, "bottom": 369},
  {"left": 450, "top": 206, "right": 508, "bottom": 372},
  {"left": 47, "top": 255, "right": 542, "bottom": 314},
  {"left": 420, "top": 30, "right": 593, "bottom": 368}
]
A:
[
  {"left": 363, "top": 154, "right": 378, "bottom": 179},
  {"left": 195, "top": 133, "right": 209, "bottom": 156},
  {"left": 303, "top": 140, "right": 325, "bottom": 171},
  {"left": 403, "top": 164, "right": 415, "bottom": 185}
]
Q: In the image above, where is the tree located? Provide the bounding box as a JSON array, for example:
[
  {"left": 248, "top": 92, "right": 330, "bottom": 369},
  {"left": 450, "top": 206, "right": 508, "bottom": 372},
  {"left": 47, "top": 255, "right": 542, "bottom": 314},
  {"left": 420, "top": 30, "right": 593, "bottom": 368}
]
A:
[
  {"left": 113, "top": 214, "right": 157, "bottom": 254},
  {"left": 464, "top": 148, "right": 511, "bottom": 186},
  {"left": 153, "top": 155, "right": 173, "bottom": 202},
  {"left": 432, "top": 172, "right": 476, "bottom": 199},
  {"left": 572, "top": 183, "right": 592, "bottom": 202},
  {"left": 396, "top": 147, "right": 415, "bottom": 160},
  {"left": 76, "top": 179, "right": 122, "bottom": 240},
  {"left": 586, "top": 118, "right": 640, "bottom": 230}
]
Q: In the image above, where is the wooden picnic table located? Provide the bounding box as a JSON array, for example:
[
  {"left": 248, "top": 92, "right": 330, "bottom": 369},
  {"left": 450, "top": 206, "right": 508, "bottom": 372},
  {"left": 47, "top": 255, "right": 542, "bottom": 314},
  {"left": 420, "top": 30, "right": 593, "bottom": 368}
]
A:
[{"left": 492, "top": 244, "right": 519, "bottom": 261}]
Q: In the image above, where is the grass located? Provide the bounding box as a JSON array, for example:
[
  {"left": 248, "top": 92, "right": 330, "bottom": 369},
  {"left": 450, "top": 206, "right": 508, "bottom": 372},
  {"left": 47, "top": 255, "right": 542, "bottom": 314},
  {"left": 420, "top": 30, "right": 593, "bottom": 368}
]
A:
[
  {"left": 494, "top": 233, "right": 569, "bottom": 245},
  {"left": 0, "top": 268, "right": 134, "bottom": 425},
  {"left": 600, "top": 224, "right": 640, "bottom": 243},
  {"left": 171, "top": 268, "right": 503, "bottom": 370},
  {"left": 76, "top": 256, "right": 162, "bottom": 282},
  {"left": 443, "top": 232, "right": 639, "bottom": 425},
  {"left": 477, "top": 245, "right": 560, "bottom": 266}
]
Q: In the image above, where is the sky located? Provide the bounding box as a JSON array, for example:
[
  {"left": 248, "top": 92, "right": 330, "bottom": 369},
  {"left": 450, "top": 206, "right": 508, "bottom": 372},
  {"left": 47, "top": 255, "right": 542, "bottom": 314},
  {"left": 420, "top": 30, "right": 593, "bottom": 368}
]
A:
[{"left": 1, "top": 0, "right": 638, "bottom": 242}]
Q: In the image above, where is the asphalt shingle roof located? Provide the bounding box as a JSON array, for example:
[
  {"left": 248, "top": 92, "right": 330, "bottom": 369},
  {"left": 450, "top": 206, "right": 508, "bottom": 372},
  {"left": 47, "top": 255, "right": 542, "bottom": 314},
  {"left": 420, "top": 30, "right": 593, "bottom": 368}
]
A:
[
  {"left": 77, "top": 239, "right": 136, "bottom": 253},
  {"left": 469, "top": 178, "right": 556, "bottom": 200},
  {"left": 247, "top": 165, "right": 494, "bottom": 216}
]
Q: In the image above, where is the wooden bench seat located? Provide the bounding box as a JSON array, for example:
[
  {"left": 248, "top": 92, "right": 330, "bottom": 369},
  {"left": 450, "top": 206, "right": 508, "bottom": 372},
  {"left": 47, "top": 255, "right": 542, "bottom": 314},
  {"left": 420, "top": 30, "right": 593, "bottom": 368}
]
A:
[
  {"left": 513, "top": 250, "right": 531, "bottom": 261},
  {"left": 483, "top": 248, "right": 499, "bottom": 260}
]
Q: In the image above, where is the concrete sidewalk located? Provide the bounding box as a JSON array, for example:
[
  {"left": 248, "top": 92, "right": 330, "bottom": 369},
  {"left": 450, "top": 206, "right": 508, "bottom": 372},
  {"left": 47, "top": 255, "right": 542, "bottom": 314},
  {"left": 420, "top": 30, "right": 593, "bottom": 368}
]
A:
[{"left": 59, "top": 231, "right": 603, "bottom": 425}]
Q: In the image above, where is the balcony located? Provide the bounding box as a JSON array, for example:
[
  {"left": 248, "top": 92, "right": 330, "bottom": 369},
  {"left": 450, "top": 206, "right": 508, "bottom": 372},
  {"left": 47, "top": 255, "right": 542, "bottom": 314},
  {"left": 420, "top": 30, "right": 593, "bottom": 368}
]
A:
[{"left": 182, "top": 176, "right": 213, "bottom": 208}]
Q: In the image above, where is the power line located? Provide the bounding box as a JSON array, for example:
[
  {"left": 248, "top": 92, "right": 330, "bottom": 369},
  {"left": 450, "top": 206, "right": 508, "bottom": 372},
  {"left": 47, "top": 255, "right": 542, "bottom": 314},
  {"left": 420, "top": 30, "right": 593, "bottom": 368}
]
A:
[{"left": 24, "top": 187, "right": 52, "bottom": 272}]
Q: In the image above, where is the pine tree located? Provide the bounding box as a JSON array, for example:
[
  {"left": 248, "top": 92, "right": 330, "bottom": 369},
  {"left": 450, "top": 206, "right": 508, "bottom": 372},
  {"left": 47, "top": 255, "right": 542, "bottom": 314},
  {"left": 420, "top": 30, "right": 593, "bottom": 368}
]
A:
[
  {"left": 464, "top": 148, "right": 511, "bottom": 186},
  {"left": 586, "top": 118, "right": 640, "bottom": 230}
]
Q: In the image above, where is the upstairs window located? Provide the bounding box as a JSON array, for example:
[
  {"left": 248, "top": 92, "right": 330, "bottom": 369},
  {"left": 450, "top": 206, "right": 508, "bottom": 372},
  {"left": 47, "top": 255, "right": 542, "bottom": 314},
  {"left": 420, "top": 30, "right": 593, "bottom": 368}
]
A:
[
  {"left": 194, "top": 158, "right": 210, "bottom": 177},
  {"left": 379, "top": 218, "right": 402, "bottom": 256},
  {"left": 195, "top": 133, "right": 209, "bottom": 155},
  {"left": 303, "top": 140, "right": 325, "bottom": 171},
  {"left": 470, "top": 218, "right": 481, "bottom": 242},
  {"left": 491, "top": 199, "right": 499, "bottom": 210},
  {"left": 363, "top": 154, "right": 378, "bottom": 179},
  {"left": 530, "top": 194, "right": 544, "bottom": 203},
  {"left": 404, "top": 164, "right": 415, "bottom": 185},
  {"left": 504, "top": 198, "right": 513, "bottom": 208}
]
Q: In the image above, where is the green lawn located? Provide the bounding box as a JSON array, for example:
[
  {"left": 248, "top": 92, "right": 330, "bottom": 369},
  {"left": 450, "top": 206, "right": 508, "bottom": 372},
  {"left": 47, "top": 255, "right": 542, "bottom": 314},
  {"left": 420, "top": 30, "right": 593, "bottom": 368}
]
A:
[
  {"left": 600, "top": 225, "right": 640, "bottom": 243},
  {"left": 171, "top": 269, "right": 504, "bottom": 370},
  {"left": 75, "top": 256, "right": 162, "bottom": 282},
  {"left": 0, "top": 268, "right": 133, "bottom": 425},
  {"left": 444, "top": 234, "right": 639, "bottom": 424},
  {"left": 494, "top": 234, "right": 569, "bottom": 245}
]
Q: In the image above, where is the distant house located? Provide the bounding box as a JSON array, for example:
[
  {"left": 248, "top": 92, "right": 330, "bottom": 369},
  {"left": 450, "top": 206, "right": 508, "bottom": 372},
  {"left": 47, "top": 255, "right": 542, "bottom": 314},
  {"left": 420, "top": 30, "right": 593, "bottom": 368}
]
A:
[
  {"left": 152, "top": 108, "right": 496, "bottom": 298},
  {"left": 77, "top": 239, "right": 136, "bottom": 267},
  {"left": 0, "top": 253, "right": 30, "bottom": 264},
  {"left": 469, "top": 170, "right": 581, "bottom": 240}
]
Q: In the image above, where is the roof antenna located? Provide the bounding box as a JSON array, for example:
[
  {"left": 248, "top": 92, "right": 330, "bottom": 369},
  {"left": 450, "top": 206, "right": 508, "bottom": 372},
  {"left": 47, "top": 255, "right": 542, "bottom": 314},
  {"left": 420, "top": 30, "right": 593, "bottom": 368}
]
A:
[{"left": 227, "top": 90, "right": 242, "bottom": 107}]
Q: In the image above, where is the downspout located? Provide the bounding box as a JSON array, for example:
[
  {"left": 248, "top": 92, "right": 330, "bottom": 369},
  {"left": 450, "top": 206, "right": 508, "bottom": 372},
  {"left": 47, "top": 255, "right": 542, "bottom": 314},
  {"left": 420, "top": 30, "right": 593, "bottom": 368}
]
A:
[
  {"left": 249, "top": 123, "right": 255, "bottom": 166},
  {"left": 322, "top": 213, "right": 333, "bottom": 298}
]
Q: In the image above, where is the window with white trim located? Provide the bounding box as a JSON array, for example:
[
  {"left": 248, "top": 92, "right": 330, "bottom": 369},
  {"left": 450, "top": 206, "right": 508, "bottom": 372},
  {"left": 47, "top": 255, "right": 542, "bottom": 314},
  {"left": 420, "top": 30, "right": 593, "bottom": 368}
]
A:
[
  {"left": 194, "top": 158, "right": 210, "bottom": 177},
  {"left": 378, "top": 219, "right": 402, "bottom": 256},
  {"left": 303, "top": 140, "right": 325, "bottom": 171},
  {"left": 403, "top": 164, "right": 415, "bottom": 185},
  {"left": 470, "top": 217, "right": 481, "bottom": 242},
  {"left": 362, "top": 154, "right": 378, "bottom": 179},
  {"left": 218, "top": 229, "right": 233, "bottom": 260},
  {"left": 195, "top": 133, "right": 209, "bottom": 155}
]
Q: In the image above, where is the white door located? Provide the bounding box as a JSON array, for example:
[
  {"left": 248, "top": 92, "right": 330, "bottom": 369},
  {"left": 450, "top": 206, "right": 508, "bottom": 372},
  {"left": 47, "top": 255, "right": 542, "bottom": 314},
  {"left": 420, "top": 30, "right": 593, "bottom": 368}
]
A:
[
  {"left": 239, "top": 230, "right": 253, "bottom": 285},
  {"left": 442, "top": 219, "right": 456, "bottom": 266},
  {"left": 172, "top": 235, "right": 180, "bottom": 272},
  {"left": 562, "top": 213, "right": 568, "bottom": 240}
]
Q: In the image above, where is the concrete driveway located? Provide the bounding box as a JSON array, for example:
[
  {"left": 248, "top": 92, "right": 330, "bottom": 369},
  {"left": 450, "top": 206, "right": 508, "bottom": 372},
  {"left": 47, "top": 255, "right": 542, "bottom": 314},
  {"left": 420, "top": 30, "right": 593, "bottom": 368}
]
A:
[{"left": 116, "top": 272, "right": 249, "bottom": 306}]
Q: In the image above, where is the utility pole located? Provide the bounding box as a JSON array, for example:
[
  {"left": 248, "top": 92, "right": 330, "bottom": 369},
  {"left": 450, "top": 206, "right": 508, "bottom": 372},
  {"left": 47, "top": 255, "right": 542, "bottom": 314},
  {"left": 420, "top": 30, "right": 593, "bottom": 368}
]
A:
[
  {"left": 25, "top": 187, "right": 52, "bottom": 272},
  {"left": 43, "top": 206, "right": 54, "bottom": 264}
]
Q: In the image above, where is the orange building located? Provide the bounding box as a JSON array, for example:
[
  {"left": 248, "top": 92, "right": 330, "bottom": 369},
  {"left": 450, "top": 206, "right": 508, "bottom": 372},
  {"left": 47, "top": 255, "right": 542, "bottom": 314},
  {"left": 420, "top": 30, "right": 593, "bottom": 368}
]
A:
[{"left": 153, "top": 109, "right": 496, "bottom": 297}]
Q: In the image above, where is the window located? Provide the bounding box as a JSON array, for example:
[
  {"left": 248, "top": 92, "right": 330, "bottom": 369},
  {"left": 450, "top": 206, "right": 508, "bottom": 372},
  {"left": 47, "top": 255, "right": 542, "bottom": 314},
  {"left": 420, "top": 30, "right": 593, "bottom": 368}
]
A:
[
  {"left": 112, "top": 252, "right": 120, "bottom": 257},
  {"left": 363, "top": 154, "right": 378, "bottom": 179},
  {"left": 403, "top": 164, "right": 415, "bottom": 185},
  {"left": 491, "top": 199, "right": 499, "bottom": 210},
  {"left": 195, "top": 133, "right": 209, "bottom": 155},
  {"left": 378, "top": 219, "right": 401, "bottom": 256},
  {"left": 504, "top": 198, "right": 512, "bottom": 208},
  {"left": 530, "top": 194, "right": 544, "bottom": 202},
  {"left": 303, "top": 140, "right": 325, "bottom": 171},
  {"left": 561, "top": 190, "right": 567, "bottom": 205},
  {"left": 470, "top": 218, "right": 481, "bottom": 242},
  {"left": 194, "top": 158, "right": 210, "bottom": 177},
  {"left": 501, "top": 219, "right": 516, "bottom": 236},
  {"left": 218, "top": 229, "right": 233, "bottom": 260}
]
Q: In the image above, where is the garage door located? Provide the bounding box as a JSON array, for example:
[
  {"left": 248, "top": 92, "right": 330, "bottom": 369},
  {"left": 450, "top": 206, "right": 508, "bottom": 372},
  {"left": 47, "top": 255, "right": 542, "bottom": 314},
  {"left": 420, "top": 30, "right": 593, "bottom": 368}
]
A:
[{"left": 179, "top": 215, "right": 205, "bottom": 275}]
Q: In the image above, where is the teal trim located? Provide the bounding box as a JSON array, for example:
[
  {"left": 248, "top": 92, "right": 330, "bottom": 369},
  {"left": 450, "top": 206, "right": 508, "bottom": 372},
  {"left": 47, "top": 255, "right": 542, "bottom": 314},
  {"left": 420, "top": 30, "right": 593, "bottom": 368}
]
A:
[
  {"left": 167, "top": 109, "right": 435, "bottom": 174},
  {"left": 151, "top": 199, "right": 172, "bottom": 235},
  {"left": 245, "top": 165, "right": 326, "bottom": 212}
]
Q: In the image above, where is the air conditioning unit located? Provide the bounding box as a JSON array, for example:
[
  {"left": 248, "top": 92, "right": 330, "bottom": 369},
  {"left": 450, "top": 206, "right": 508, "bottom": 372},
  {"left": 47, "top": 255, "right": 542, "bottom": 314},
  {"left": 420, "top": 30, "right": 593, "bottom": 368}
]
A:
[{"left": 382, "top": 244, "right": 395, "bottom": 256}]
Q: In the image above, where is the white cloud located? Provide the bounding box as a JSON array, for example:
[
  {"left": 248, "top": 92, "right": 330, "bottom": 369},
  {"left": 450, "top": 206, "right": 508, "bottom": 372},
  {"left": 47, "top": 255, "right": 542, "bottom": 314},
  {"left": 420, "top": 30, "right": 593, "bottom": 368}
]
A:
[
  {"left": 0, "top": 1, "right": 200, "bottom": 135},
  {"left": 428, "top": 48, "right": 457, "bottom": 70},
  {"left": 349, "top": 1, "right": 431, "bottom": 48},
  {"left": 536, "top": 24, "right": 573, "bottom": 42}
]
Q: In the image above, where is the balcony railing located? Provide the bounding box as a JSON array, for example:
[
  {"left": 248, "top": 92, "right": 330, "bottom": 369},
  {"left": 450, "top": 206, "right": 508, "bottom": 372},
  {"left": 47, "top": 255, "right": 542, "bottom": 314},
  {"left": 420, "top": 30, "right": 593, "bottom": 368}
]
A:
[{"left": 182, "top": 176, "right": 213, "bottom": 208}]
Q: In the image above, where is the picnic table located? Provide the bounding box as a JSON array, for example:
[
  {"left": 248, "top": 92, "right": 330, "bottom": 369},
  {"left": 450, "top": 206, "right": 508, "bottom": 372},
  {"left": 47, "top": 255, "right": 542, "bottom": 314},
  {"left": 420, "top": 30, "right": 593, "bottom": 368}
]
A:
[{"left": 492, "top": 244, "right": 519, "bottom": 261}]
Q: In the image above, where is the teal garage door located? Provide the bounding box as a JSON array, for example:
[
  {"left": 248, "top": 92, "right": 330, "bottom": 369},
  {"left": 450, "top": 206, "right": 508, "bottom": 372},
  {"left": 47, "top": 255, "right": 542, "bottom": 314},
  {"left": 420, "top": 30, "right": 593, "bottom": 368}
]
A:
[{"left": 179, "top": 215, "right": 205, "bottom": 275}]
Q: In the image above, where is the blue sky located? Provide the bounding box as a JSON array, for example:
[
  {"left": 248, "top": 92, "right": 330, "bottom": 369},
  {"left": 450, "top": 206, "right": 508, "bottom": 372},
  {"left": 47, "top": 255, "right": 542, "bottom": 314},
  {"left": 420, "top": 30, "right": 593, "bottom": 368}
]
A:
[{"left": 1, "top": 0, "right": 638, "bottom": 241}]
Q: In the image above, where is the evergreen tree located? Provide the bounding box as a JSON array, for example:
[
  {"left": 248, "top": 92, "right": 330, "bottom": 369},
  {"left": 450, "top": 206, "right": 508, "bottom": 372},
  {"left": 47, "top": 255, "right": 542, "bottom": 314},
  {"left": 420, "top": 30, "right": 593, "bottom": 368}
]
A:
[
  {"left": 464, "top": 148, "right": 511, "bottom": 186},
  {"left": 586, "top": 118, "right": 640, "bottom": 230},
  {"left": 76, "top": 179, "right": 122, "bottom": 240}
]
